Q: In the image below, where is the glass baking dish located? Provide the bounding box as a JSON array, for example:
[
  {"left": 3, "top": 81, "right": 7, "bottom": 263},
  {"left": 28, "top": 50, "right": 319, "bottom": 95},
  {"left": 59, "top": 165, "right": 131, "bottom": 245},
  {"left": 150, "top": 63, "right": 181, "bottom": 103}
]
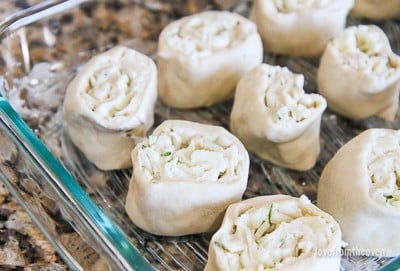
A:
[{"left": 0, "top": 0, "right": 399, "bottom": 270}]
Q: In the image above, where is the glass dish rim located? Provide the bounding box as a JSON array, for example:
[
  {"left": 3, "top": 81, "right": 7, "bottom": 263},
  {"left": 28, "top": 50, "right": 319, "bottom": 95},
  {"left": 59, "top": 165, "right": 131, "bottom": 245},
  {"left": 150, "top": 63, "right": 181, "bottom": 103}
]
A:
[
  {"left": 0, "top": 1, "right": 399, "bottom": 271},
  {"left": 0, "top": 96, "right": 155, "bottom": 271},
  {"left": 0, "top": 0, "right": 154, "bottom": 270}
]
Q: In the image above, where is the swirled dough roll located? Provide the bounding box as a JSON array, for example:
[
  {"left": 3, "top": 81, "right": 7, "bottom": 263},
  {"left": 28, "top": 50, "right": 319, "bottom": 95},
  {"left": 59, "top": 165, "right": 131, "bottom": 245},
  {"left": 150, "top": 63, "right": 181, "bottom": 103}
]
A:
[
  {"left": 63, "top": 46, "right": 157, "bottom": 170},
  {"left": 157, "top": 11, "right": 263, "bottom": 109},
  {"left": 351, "top": 0, "right": 400, "bottom": 20},
  {"left": 230, "top": 64, "right": 326, "bottom": 171},
  {"left": 317, "top": 25, "right": 400, "bottom": 121},
  {"left": 125, "top": 120, "right": 249, "bottom": 236},
  {"left": 250, "top": 0, "right": 354, "bottom": 57},
  {"left": 317, "top": 128, "right": 400, "bottom": 257},
  {"left": 205, "top": 195, "right": 342, "bottom": 271}
]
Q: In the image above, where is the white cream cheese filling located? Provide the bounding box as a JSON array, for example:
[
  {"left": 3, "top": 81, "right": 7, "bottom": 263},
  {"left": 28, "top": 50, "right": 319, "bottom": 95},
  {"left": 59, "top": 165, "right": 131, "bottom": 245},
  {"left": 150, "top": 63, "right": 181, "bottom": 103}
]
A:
[
  {"left": 265, "top": 0, "right": 333, "bottom": 13},
  {"left": 213, "top": 196, "right": 335, "bottom": 270},
  {"left": 63, "top": 46, "right": 157, "bottom": 170},
  {"left": 83, "top": 67, "right": 140, "bottom": 119},
  {"left": 332, "top": 25, "right": 398, "bottom": 78},
  {"left": 263, "top": 65, "right": 321, "bottom": 125},
  {"left": 69, "top": 46, "right": 157, "bottom": 130},
  {"left": 368, "top": 132, "right": 400, "bottom": 208},
  {"left": 161, "top": 12, "right": 255, "bottom": 60},
  {"left": 81, "top": 66, "right": 152, "bottom": 123},
  {"left": 138, "top": 126, "right": 240, "bottom": 182}
]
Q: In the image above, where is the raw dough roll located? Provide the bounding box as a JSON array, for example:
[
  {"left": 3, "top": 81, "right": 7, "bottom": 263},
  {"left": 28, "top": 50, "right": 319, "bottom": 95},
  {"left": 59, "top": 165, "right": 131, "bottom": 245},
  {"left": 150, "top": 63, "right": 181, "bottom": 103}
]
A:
[
  {"left": 230, "top": 64, "right": 326, "bottom": 171},
  {"left": 351, "top": 0, "right": 400, "bottom": 20},
  {"left": 157, "top": 10, "right": 263, "bottom": 109},
  {"left": 250, "top": 0, "right": 354, "bottom": 56},
  {"left": 317, "top": 128, "right": 400, "bottom": 257},
  {"left": 63, "top": 46, "right": 157, "bottom": 170},
  {"left": 205, "top": 195, "right": 342, "bottom": 271},
  {"left": 317, "top": 25, "right": 400, "bottom": 121},
  {"left": 125, "top": 120, "right": 249, "bottom": 236}
]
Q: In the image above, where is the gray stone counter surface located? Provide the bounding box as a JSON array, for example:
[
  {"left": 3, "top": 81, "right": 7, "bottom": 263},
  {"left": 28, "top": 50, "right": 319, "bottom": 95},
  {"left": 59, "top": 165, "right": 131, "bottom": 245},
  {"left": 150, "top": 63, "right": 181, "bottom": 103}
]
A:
[{"left": 0, "top": 2, "right": 70, "bottom": 270}]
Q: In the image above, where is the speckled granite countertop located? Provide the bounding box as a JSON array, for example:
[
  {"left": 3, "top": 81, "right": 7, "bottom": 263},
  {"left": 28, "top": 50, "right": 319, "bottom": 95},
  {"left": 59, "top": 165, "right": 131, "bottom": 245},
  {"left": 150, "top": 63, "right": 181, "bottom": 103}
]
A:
[
  {"left": 0, "top": 1, "right": 70, "bottom": 270},
  {"left": 0, "top": 184, "right": 69, "bottom": 270}
]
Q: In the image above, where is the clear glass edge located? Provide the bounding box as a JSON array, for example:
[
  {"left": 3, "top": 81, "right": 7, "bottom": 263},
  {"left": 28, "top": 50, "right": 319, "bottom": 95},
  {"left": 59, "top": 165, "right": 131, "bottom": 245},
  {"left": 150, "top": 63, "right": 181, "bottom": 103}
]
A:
[
  {"left": 0, "top": 0, "right": 88, "bottom": 40},
  {"left": 0, "top": 1, "right": 152, "bottom": 269},
  {"left": 0, "top": 94, "right": 154, "bottom": 271},
  {"left": 377, "top": 256, "right": 400, "bottom": 271},
  {"left": 0, "top": 132, "right": 84, "bottom": 271}
]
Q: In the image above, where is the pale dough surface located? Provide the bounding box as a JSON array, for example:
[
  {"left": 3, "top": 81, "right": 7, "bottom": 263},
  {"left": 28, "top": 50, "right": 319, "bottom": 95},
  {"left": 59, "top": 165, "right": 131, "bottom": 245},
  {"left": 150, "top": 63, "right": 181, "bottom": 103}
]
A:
[
  {"left": 205, "top": 195, "right": 342, "bottom": 271},
  {"left": 125, "top": 120, "right": 249, "bottom": 236},
  {"left": 63, "top": 46, "right": 157, "bottom": 170},
  {"left": 317, "top": 128, "right": 400, "bottom": 257},
  {"left": 318, "top": 25, "right": 400, "bottom": 121},
  {"left": 230, "top": 63, "right": 326, "bottom": 171},
  {"left": 157, "top": 10, "right": 263, "bottom": 108},
  {"left": 250, "top": 0, "right": 354, "bottom": 56}
]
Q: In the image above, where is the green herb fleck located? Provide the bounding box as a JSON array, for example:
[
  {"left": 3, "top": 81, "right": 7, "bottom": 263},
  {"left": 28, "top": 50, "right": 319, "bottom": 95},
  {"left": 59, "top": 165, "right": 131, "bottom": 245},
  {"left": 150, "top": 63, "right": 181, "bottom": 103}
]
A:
[
  {"left": 161, "top": 151, "right": 172, "bottom": 157},
  {"left": 215, "top": 241, "right": 230, "bottom": 252},
  {"left": 279, "top": 238, "right": 285, "bottom": 247},
  {"left": 141, "top": 145, "right": 147, "bottom": 149},
  {"left": 385, "top": 195, "right": 394, "bottom": 200},
  {"left": 268, "top": 203, "right": 274, "bottom": 225}
]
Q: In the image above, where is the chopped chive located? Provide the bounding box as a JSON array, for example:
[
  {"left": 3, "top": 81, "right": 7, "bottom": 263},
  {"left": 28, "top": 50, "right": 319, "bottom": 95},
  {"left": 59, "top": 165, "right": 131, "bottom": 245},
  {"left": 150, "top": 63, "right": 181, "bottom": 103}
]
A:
[
  {"left": 161, "top": 151, "right": 172, "bottom": 157},
  {"left": 215, "top": 241, "right": 230, "bottom": 252},
  {"left": 268, "top": 203, "right": 274, "bottom": 225}
]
